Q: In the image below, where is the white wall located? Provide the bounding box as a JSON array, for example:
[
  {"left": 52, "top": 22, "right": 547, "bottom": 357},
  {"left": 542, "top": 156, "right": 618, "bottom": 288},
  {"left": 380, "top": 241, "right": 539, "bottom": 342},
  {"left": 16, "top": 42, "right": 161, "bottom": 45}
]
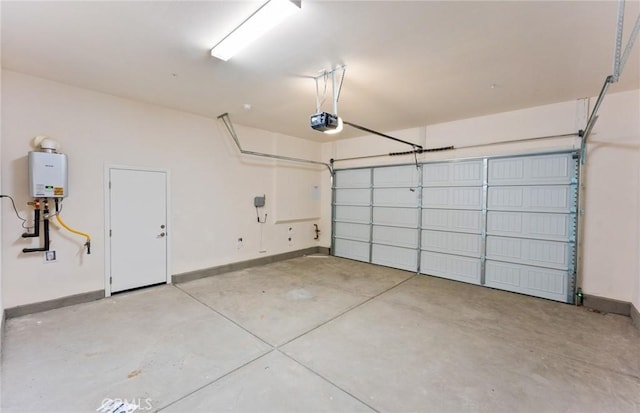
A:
[
  {"left": 0, "top": 64, "right": 4, "bottom": 347},
  {"left": 636, "top": 205, "right": 640, "bottom": 312},
  {"left": 637, "top": 153, "right": 640, "bottom": 312},
  {"left": 2, "top": 68, "right": 638, "bottom": 310},
  {"left": 1, "top": 70, "right": 326, "bottom": 308},
  {"left": 323, "top": 89, "right": 640, "bottom": 304},
  {"left": 582, "top": 89, "right": 640, "bottom": 303}
]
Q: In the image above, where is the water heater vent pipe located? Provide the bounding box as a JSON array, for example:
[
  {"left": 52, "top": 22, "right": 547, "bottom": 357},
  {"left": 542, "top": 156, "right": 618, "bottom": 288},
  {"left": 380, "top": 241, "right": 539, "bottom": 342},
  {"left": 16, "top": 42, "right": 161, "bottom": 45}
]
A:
[{"left": 33, "top": 135, "right": 60, "bottom": 153}]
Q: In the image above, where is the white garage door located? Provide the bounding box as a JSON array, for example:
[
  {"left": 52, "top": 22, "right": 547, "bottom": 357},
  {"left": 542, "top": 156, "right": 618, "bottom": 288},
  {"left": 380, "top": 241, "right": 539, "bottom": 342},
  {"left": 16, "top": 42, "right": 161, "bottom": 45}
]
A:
[
  {"left": 484, "top": 153, "right": 578, "bottom": 302},
  {"left": 332, "top": 151, "right": 579, "bottom": 303},
  {"left": 333, "top": 168, "right": 372, "bottom": 262},
  {"left": 371, "top": 166, "right": 420, "bottom": 272},
  {"left": 420, "top": 159, "right": 484, "bottom": 284}
]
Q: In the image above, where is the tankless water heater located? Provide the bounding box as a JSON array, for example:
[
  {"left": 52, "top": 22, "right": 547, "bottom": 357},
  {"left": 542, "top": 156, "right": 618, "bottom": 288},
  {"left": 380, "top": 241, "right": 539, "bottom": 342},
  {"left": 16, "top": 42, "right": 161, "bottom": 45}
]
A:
[{"left": 28, "top": 151, "right": 68, "bottom": 198}]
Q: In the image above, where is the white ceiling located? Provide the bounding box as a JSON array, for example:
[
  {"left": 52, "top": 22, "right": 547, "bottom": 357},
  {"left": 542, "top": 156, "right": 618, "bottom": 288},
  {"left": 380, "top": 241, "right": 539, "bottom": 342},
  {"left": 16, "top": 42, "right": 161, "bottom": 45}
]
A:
[{"left": 2, "top": 1, "right": 639, "bottom": 142}]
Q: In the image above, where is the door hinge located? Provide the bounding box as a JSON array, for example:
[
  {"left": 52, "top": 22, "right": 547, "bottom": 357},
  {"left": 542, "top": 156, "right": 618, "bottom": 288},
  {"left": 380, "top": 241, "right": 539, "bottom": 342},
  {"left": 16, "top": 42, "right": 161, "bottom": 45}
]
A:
[
  {"left": 109, "top": 276, "right": 112, "bottom": 284},
  {"left": 109, "top": 181, "right": 111, "bottom": 189},
  {"left": 109, "top": 229, "right": 112, "bottom": 237}
]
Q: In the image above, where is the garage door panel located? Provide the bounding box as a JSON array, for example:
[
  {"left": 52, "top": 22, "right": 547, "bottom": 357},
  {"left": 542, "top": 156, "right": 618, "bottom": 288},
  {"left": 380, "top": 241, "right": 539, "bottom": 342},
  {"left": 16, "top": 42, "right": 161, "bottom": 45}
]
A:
[
  {"left": 487, "top": 186, "right": 574, "bottom": 213},
  {"left": 374, "top": 207, "right": 419, "bottom": 228},
  {"left": 421, "top": 230, "right": 482, "bottom": 258},
  {"left": 334, "top": 206, "right": 370, "bottom": 224},
  {"left": 422, "top": 188, "right": 449, "bottom": 208},
  {"left": 488, "top": 154, "right": 574, "bottom": 186},
  {"left": 335, "top": 169, "right": 371, "bottom": 188},
  {"left": 485, "top": 260, "right": 567, "bottom": 302},
  {"left": 421, "top": 209, "right": 483, "bottom": 234},
  {"left": 422, "top": 187, "right": 483, "bottom": 210},
  {"left": 374, "top": 165, "right": 420, "bottom": 187},
  {"left": 335, "top": 188, "right": 370, "bottom": 206},
  {"left": 334, "top": 238, "right": 370, "bottom": 262},
  {"left": 334, "top": 222, "right": 370, "bottom": 242},
  {"left": 373, "top": 188, "right": 419, "bottom": 207},
  {"left": 487, "top": 211, "right": 571, "bottom": 241},
  {"left": 486, "top": 236, "right": 570, "bottom": 270},
  {"left": 373, "top": 226, "right": 418, "bottom": 248},
  {"left": 420, "top": 251, "right": 481, "bottom": 284},
  {"left": 372, "top": 244, "right": 417, "bottom": 272},
  {"left": 423, "top": 160, "right": 483, "bottom": 187}
]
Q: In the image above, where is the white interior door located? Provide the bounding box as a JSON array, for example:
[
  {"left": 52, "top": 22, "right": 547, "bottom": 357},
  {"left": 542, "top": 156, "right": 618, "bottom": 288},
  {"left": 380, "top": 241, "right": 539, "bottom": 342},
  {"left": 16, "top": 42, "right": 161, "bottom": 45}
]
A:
[{"left": 109, "top": 168, "right": 168, "bottom": 293}]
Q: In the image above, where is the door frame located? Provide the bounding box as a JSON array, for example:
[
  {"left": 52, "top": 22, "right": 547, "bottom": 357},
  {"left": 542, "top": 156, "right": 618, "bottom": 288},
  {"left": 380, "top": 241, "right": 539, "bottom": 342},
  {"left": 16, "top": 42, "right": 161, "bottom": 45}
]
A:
[{"left": 104, "top": 164, "right": 172, "bottom": 297}]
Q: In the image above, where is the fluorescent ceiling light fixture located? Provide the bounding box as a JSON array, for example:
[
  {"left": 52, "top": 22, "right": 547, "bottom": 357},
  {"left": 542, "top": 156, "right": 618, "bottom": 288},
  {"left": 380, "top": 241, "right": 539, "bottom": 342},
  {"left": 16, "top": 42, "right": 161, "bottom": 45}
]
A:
[
  {"left": 211, "top": 0, "right": 301, "bottom": 61},
  {"left": 323, "top": 117, "right": 343, "bottom": 134}
]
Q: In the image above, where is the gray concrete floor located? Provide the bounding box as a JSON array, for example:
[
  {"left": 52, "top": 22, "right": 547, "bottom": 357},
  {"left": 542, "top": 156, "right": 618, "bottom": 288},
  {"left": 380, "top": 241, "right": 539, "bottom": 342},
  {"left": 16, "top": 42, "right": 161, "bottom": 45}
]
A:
[{"left": 1, "top": 256, "right": 639, "bottom": 413}]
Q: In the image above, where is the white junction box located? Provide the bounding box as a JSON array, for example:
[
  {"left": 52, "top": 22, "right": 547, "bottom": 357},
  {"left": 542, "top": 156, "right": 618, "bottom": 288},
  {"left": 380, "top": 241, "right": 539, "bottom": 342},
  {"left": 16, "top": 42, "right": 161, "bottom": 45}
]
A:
[{"left": 28, "top": 151, "right": 68, "bottom": 198}]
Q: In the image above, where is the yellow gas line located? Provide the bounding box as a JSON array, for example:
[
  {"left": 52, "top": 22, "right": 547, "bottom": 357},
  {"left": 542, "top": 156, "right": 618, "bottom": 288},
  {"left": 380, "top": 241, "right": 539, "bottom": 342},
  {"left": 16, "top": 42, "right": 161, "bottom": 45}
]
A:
[{"left": 55, "top": 214, "right": 91, "bottom": 253}]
